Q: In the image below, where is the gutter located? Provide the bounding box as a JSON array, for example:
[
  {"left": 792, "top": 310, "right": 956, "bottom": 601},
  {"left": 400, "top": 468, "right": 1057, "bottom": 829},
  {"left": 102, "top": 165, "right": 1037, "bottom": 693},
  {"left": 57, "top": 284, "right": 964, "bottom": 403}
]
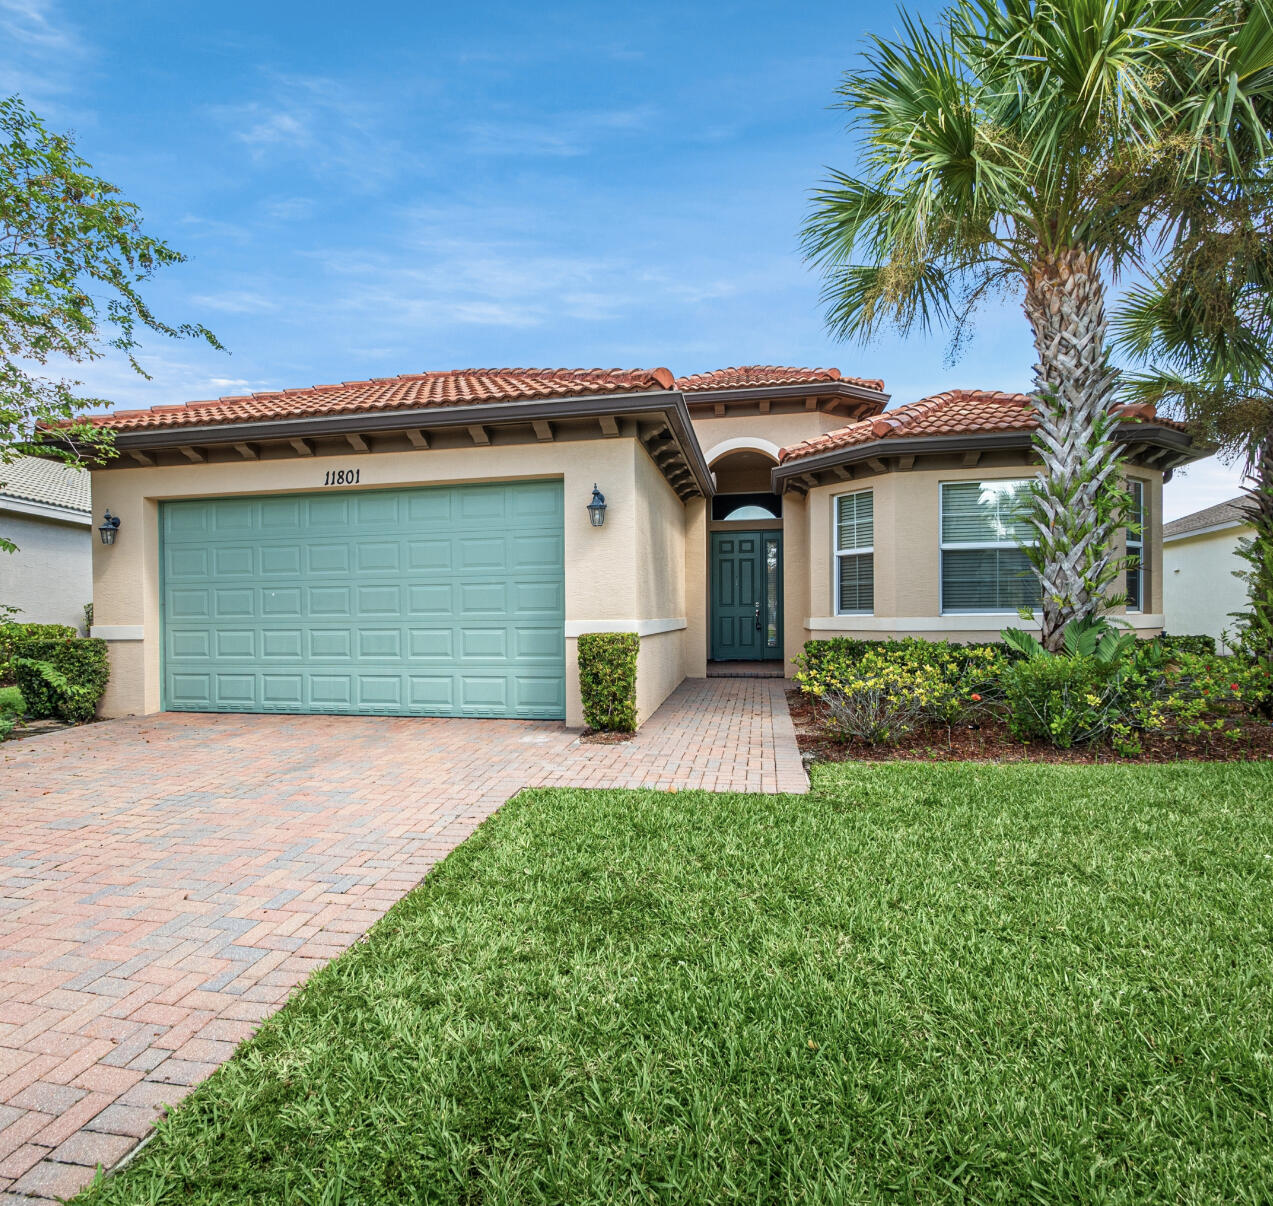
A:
[{"left": 683, "top": 381, "right": 889, "bottom": 409}]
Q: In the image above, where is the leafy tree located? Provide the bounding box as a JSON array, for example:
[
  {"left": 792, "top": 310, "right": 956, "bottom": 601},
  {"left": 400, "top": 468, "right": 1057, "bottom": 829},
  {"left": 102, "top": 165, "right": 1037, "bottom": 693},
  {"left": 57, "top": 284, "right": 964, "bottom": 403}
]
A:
[
  {"left": 0, "top": 94, "right": 220, "bottom": 549},
  {"left": 1117, "top": 190, "right": 1273, "bottom": 712},
  {"left": 802, "top": 0, "right": 1273, "bottom": 650}
]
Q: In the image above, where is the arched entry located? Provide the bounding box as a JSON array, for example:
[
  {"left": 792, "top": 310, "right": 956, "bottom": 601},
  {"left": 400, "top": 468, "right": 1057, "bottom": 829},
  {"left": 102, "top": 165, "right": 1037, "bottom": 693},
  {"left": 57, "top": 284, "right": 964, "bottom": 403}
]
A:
[{"left": 708, "top": 448, "right": 783, "bottom": 664}]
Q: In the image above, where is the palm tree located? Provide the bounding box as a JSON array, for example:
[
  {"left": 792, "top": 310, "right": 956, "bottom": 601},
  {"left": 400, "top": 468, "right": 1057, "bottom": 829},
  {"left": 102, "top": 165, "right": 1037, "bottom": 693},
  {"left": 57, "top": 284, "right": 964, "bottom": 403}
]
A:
[
  {"left": 1117, "top": 191, "right": 1273, "bottom": 710},
  {"left": 802, "top": 0, "right": 1273, "bottom": 649}
]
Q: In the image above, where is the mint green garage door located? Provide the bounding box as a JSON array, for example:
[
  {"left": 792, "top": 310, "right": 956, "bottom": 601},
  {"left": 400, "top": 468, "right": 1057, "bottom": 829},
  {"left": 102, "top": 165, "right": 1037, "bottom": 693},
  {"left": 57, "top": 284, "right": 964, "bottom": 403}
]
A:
[{"left": 161, "top": 480, "right": 565, "bottom": 719}]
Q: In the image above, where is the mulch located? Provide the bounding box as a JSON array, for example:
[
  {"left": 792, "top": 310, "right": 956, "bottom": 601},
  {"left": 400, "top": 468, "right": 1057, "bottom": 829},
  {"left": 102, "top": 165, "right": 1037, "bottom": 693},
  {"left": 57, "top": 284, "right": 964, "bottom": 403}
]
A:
[
  {"left": 578, "top": 729, "right": 635, "bottom": 744},
  {"left": 786, "top": 689, "right": 1273, "bottom": 764}
]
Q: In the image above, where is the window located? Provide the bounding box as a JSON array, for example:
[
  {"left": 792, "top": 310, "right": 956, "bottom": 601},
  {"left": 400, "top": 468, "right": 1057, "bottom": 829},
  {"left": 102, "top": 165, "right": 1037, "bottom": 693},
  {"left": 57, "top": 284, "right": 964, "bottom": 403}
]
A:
[
  {"left": 835, "top": 490, "right": 874, "bottom": 614},
  {"left": 940, "top": 479, "right": 1042, "bottom": 613},
  {"left": 1126, "top": 479, "right": 1146, "bottom": 612},
  {"left": 721, "top": 504, "right": 774, "bottom": 522}
]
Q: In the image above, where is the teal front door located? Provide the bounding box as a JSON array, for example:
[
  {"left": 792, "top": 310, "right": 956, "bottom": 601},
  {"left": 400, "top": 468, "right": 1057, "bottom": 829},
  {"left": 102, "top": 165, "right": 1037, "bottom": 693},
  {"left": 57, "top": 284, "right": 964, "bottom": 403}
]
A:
[
  {"left": 160, "top": 479, "right": 566, "bottom": 719},
  {"left": 710, "top": 530, "right": 782, "bottom": 661}
]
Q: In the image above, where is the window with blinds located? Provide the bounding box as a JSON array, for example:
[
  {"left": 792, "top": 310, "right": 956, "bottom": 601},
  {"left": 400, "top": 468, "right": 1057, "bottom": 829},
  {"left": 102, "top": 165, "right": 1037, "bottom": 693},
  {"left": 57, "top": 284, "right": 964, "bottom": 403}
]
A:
[
  {"left": 939, "top": 480, "right": 1041, "bottom": 613},
  {"left": 835, "top": 490, "right": 874, "bottom": 614},
  {"left": 1126, "top": 479, "right": 1146, "bottom": 611}
]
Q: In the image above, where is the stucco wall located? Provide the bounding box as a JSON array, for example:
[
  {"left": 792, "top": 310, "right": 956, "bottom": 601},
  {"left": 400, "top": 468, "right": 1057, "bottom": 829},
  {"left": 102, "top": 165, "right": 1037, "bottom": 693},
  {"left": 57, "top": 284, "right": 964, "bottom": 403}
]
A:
[
  {"left": 1164, "top": 525, "right": 1250, "bottom": 651},
  {"left": 797, "top": 463, "right": 1167, "bottom": 645},
  {"left": 0, "top": 508, "right": 91, "bottom": 628},
  {"left": 91, "top": 437, "right": 689, "bottom": 728}
]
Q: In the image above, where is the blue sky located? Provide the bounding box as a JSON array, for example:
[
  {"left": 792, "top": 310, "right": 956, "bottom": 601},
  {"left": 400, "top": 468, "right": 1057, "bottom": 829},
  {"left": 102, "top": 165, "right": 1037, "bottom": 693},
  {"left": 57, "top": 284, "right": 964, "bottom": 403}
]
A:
[{"left": 2, "top": 0, "right": 1245, "bottom": 517}]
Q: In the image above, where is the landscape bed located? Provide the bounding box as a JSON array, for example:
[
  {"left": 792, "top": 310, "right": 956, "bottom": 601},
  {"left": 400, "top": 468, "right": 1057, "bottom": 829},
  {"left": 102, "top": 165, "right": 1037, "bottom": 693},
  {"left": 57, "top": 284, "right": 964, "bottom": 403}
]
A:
[
  {"left": 788, "top": 687, "right": 1273, "bottom": 763},
  {"left": 78, "top": 761, "right": 1273, "bottom": 1204}
]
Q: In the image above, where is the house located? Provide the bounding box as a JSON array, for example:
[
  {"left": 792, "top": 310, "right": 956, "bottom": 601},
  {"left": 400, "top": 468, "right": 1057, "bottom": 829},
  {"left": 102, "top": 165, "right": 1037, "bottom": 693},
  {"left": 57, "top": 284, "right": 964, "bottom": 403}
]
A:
[
  {"left": 1163, "top": 496, "right": 1252, "bottom": 651},
  {"left": 68, "top": 365, "right": 1201, "bottom": 727},
  {"left": 0, "top": 456, "right": 92, "bottom": 629}
]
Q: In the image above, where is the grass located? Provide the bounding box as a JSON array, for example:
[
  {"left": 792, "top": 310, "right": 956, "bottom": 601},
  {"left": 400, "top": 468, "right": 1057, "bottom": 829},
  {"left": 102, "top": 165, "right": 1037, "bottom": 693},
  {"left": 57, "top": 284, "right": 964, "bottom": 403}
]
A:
[
  {"left": 0, "top": 684, "right": 23, "bottom": 714},
  {"left": 79, "top": 762, "right": 1273, "bottom": 1204}
]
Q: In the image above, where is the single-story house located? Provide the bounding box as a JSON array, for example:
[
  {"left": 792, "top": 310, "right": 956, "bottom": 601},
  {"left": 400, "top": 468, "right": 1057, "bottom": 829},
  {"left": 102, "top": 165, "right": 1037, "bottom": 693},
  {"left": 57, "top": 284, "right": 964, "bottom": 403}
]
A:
[
  {"left": 1163, "top": 496, "right": 1252, "bottom": 652},
  {"left": 0, "top": 456, "right": 92, "bottom": 629},
  {"left": 66, "top": 365, "right": 1202, "bottom": 727}
]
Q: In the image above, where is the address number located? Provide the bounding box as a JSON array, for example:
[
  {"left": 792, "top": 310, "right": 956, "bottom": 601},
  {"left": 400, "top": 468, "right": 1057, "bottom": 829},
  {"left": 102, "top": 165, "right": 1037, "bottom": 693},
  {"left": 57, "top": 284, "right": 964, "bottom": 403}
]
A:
[{"left": 322, "top": 468, "right": 361, "bottom": 486}]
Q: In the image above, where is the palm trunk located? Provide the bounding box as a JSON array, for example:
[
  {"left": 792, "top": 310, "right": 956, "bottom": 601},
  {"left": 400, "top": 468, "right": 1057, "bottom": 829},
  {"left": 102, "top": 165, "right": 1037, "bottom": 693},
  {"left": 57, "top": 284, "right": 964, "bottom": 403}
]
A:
[{"left": 1022, "top": 247, "right": 1124, "bottom": 651}]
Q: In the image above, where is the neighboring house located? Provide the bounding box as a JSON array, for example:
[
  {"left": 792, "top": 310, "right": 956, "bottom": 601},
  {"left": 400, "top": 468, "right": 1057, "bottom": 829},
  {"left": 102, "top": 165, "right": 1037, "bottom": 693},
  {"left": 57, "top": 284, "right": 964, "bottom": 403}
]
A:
[
  {"left": 60, "top": 365, "right": 1202, "bottom": 727},
  {"left": 1163, "top": 496, "right": 1252, "bottom": 652},
  {"left": 0, "top": 456, "right": 92, "bottom": 629}
]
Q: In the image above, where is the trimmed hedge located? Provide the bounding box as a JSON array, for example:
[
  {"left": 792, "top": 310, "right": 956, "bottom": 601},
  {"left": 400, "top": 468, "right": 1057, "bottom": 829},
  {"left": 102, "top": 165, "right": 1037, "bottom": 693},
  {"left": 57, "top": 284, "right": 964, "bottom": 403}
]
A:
[
  {"left": 578, "top": 632, "right": 639, "bottom": 733},
  {"left": 13, "top": 637, "right": 110, "bottom": 723},
  {"left": 797, "top": 636, "right": 1016, "bottom": 685},
  {"left": 0, "top": 622, "right": 77, "bottom": 680},
  {"left": 1156, "top": 634, "right": 1218, "bottom": 657}
]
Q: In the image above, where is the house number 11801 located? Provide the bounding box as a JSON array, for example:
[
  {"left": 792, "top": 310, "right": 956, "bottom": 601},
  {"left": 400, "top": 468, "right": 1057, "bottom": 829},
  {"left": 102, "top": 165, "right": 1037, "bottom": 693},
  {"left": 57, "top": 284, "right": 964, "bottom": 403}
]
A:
[{"left": 323, "top": 468, "right": 361, "bottom": 486}]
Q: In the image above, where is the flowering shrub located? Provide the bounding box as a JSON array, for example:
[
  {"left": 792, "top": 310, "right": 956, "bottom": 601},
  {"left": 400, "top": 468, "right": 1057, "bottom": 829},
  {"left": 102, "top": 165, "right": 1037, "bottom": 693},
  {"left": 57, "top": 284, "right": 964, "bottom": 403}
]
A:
[
  {"left": 796, "top": 640, "right": 1008, "bottom": 744},
  {"left": 796, "top": 631, "right": 1267, "bottom": 755}
]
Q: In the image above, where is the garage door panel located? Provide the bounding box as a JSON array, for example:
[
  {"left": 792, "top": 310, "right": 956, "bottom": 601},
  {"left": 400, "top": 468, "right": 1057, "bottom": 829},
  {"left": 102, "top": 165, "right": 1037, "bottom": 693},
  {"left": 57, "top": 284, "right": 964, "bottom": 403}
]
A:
[{"left": 162, "top": 481, "right": 565, "bottom": 719}]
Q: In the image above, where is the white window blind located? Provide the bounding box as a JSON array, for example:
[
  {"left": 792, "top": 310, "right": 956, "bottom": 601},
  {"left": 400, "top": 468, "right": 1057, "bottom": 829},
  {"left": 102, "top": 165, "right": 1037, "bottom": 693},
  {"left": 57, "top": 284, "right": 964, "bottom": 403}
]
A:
[
  {"left": 835, "top": 490, "right": 874, "bottom": 614},
  {"left": 940, "top": 480, "right": 1041, "bottom": 613}
]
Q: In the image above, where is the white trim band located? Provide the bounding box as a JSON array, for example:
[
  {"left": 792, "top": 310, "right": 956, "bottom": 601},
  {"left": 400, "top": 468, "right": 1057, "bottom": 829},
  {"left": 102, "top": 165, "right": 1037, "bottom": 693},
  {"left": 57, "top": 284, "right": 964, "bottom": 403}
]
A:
[
  {"left": 565, "top": 618, "right": 687, "bottom": 638},
  {"left": 91, "top": 625, "right": 144, "bottom": 641},
  {"left": 0, "top": 497, "right": 91, "bottom": 525},
  {"left": 807, "top": 614, "right": 1164, "bottom": 632}
]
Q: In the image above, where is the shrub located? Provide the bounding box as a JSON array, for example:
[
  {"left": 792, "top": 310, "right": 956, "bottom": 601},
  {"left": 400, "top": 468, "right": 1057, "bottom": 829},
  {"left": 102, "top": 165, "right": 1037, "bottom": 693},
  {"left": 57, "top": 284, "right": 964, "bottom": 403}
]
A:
[
  {"left": 12, "top": 637, "right": 109, "bottom": 723},
  {"left": 577, "top": 632, "right": 639, "bottom": 733},
  {"left": 1156, "top": 633, "right": 1217, "bottom": 657},
  {"left": 803, "top": 642, "right": 1009, "bottom": 745},
  {"left": 1002, "top": 655, "right": 1119, "bottom": 748},
  {"left": 0, "top": 622, "right": 77, "bottom": 681}
]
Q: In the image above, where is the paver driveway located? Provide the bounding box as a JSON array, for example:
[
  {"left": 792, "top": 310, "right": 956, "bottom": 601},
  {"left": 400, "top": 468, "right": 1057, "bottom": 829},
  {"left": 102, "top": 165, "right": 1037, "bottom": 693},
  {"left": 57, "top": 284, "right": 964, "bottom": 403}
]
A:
[{"left": 0, "top": 678, "right": 805, "bottom": 1202}]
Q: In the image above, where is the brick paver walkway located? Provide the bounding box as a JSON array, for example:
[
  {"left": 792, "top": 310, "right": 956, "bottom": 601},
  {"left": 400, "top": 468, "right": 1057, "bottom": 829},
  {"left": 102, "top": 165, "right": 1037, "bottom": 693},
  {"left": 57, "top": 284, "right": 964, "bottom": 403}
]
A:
[{"left": 0, "top": 678, "right": 804, "bottom": 1202}]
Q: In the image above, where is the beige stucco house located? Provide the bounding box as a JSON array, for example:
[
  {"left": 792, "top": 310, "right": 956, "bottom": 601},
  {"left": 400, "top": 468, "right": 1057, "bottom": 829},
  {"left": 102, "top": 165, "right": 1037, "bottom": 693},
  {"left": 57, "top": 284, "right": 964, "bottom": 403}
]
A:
[
  {"left": 68, "top": 365, "right": 1201, "bottom": 728},
  {"left": 1163, "top": 496, "right": 1252, "bottom": 652}
]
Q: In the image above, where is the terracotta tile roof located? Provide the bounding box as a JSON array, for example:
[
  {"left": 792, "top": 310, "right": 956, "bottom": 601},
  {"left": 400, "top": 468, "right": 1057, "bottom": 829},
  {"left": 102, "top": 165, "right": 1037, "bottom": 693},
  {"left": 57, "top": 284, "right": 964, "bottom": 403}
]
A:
[
  {"left": 86, "top": 367, "right": 678, "bottom": 433},
  {"left": 0, "top": 455, "right": 90, "bottom": 514},
  {"left": 778, "top": 389, "right": 1188, "bottom": 463},
  {"left": 1163, "top": 496, "right": 1251, "bottom": 539},
  {"left": 675, "top": 365, "right": 885, "bottom": 393}
]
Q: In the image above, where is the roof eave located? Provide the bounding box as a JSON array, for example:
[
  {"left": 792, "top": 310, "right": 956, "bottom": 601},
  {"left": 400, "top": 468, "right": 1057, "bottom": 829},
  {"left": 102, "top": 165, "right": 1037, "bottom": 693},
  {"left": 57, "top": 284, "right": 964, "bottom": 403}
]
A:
[
  {"left": 683, "top": 380, "right": 889, "bottom": 409},
  {"left": 56, "top": 389, "right": 717, "bottom": 499},
  {"left": 771, "top": 422, "right": 1203, "bottom": 491}
]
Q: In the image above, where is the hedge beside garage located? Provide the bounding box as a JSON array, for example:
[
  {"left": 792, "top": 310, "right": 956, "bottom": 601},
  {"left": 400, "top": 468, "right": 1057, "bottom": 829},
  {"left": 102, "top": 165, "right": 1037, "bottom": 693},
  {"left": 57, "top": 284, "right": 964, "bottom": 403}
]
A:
[{"left": 577, "top": 632, "right": 639, "bottom": 733}]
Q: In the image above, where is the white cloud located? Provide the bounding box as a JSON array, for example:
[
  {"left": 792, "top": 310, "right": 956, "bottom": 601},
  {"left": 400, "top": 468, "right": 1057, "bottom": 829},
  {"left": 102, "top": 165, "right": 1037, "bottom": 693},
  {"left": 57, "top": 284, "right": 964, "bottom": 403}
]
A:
[
  {"left": 0, "top": 0, "right": 88, "bottom": 105},
  {"left": 210, "top": 74, "right": 402, "bottom": 186},
  {"left": 190, "top": 290, "right": 280, "bottom": 315},
  {"left": 463, "top": 106, "right": 656, "bottom": 157}
]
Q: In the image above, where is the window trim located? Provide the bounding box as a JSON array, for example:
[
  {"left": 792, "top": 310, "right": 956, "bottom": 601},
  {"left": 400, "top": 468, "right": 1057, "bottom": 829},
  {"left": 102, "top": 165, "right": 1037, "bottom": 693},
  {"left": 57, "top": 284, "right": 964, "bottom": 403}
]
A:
[
  {"left": 938, "top": 477, "right": 1040, "bottom": 615},
  {"left": 1126, "top": 478, "right": 1146, "bottom": 613},
  {"left": 833, "top": 488, "right": 874, "bottom": 616}
]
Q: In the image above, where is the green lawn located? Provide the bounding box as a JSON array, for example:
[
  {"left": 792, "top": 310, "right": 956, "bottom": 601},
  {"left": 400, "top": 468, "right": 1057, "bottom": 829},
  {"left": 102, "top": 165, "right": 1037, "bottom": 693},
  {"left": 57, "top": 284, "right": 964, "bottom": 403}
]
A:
[
  {"left": 80, "top": 762, "right": 1273, "bottom": 1204},
  {"left": 0, "top": 685, "right": 23, "bottom": 714}
]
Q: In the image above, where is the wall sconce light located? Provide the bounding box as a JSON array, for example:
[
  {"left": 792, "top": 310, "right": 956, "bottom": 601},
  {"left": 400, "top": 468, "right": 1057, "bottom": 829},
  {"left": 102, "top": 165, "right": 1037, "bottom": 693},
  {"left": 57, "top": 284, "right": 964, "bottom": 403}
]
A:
[
  {"left": 586, "top": 484, "right": 607, "bottom": 528},
  {"left": 98, "top": 510, "right": 121, "bottom": 545}
]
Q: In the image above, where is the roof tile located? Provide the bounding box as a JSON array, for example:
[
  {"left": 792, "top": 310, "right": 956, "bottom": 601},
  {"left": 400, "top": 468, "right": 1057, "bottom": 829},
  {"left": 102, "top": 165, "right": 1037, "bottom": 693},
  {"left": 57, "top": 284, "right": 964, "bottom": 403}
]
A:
[
  {"left": 0, "top": 456, "right": 91, "bottom": 513},
  {"left": 84, "top": 367, "right": 677, "bottom": 434},
  {"left": 675, "top": 365, "right": 884, "bottom": 393},
  {"left": 779, "top": 389, "right": 1186, "bottom": 463}
]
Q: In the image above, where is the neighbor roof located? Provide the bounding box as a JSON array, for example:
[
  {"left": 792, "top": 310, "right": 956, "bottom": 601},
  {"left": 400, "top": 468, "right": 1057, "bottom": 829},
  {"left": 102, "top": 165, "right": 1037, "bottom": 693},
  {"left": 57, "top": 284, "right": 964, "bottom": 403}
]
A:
[
  {"left": 0, "top": 456, "right": 90, "bottom": 514},
  {"left": 1163, "top": 496, "right": 1250, "bottom": 540},
  {"left": 778, "top": 389, "right": 1186, "bottom": 463},
  {"left": 675, "top": 365, "right": 885, "bottom": 393},
  {"left": 85, "top": 367, "right": 679, "bottom": 434}
]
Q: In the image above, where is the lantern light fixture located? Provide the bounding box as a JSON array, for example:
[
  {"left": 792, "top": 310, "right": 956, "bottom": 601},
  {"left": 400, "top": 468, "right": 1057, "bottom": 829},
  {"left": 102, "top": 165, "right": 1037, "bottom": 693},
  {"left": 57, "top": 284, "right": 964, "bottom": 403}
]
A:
[
  {"left": 586, "top": 484, "right": 607, "bottom": 528},
  {"left": 98, "top": 510, "right": 121, "bottom": 546}
]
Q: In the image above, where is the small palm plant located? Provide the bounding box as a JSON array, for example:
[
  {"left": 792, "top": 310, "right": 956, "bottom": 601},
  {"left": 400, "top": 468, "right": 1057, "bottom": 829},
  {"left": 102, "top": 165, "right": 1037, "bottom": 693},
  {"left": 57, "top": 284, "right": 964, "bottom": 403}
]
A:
[{"left": 803, "top": 0, "right": 1273, "bottom": 649}]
